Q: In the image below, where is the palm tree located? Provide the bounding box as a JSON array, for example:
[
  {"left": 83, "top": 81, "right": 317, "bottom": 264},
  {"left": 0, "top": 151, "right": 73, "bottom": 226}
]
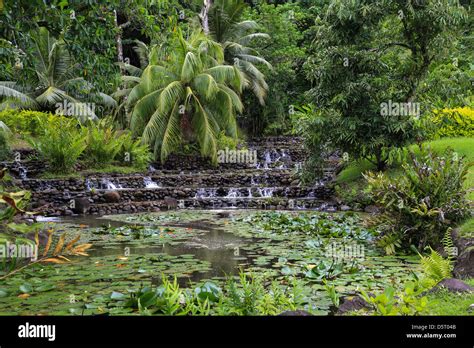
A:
[
  {"left": 112, "top": 40, "right": 150, "bottom": 127},
  {"left": 127, "top": 29, "right": 244, "bottom": 163},
  {"left": 208, "top": 0, "right": 271, "bottom": 105},
  {"left": 0, "top": 27, "right": 116, "bottom": 120}
]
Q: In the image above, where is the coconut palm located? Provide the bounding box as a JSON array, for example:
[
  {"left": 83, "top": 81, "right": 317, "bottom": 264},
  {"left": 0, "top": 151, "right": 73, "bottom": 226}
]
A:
[
  {"left": 0, "top": 27, "right": 116, "bottom": 120},
  {"left": 127, "top": 29, "right": 244, "bottom": 163},
  {"left": 208, "top": 0, "right": 271, "bottom": 105},
  {"left": 112, "top": 40, "right": 148, "bottom": 127}
]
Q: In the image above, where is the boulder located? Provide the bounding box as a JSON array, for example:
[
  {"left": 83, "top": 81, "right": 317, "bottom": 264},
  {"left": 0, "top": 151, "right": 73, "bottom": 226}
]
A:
[
  {"left": 430, "top": 278, "right": 474, "bottom": 293},
  {"left": 340, "top": 205, "right": 351, "bottom": 211},
  {"left": 453, "top": 246, "right": 474, "bottom": 279},
  {"left": 337, "top": 295, "right": 370, "bottom": 315},
  {"left": 216, "top": 211, "right": 232, "bottom": 219},
  {"left": 103, "top": 191, "right": 121, "bottom": 203},
  {"left": 164, "top": 197, "right": 178, "bottom": 210},
  {"left": 72, "top": 197, "right": 90, "bottom": 214}
]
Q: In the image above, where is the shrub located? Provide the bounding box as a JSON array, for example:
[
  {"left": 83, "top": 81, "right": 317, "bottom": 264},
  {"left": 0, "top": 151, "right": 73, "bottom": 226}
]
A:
[
  {"left": 82, "top": 121, "right": 123, "bottom": 168},
  {"left": 366, "top": 146, "right": 471, "bottom": 251},
  {"left": 360, "top": 281, "right": 428, "bottom": 316},
  {"left": 0, "top": 109, "right": 73, "bottom": 136},
  {"left": 335, "top": 181, "right": 373, "bottom": 210},
  {"left": 429, "top": 107, "right": 474, "bottom": 138},
  {"left": 116, "top": 133, "right": 152, "bottom": 171},
  {"left": 217, "top": 131, "right": 239, "bottom": 151},
  {"left": 0, "top": 130, "right": 11, "bottom": 161},
  {"left": 29, "top": 119, "right": 86, "bottom": 173}
]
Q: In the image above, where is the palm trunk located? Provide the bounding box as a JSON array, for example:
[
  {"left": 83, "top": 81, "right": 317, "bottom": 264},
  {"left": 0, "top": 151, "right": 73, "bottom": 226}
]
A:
[
  {"left": 199, "top": 0, "right": 213, "bottom": 35},
  {"left": 113, "top": 10, "right": 130, "bottom": 75},
  {"left": 113, "top": 10, "right": 124, "bottom": 74}
]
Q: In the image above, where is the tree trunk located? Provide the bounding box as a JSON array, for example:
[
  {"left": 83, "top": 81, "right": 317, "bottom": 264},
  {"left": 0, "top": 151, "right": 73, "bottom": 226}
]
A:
[
  {"left": 113, "top": 9, "right": 125, "bottom": 74},
  {"left": 375, "top": 148, "right": 387, "bottom": 172},
  {"left": 199, "top": 0, "right": 213, "bottom": 35}
]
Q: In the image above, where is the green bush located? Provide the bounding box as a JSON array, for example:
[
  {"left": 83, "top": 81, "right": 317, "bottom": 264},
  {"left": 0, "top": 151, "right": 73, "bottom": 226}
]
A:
[
  {"left": 116, "top": 133, "right": 152, "bottom": 171},
  {"left": 29, "top": 119, "right": 86, "bottom": 174},
  {"left": 429, "top": 107, "right": 474, "bottom": 139},
  {"left": 82, "top": 121, "right": 122, "bottom": 168},
  {"left": 0, "top": 109, "right": 73, "bottom": 136},
  {"left": 0, "top": 130, "right": 11, "bottom": 161},
  {"left": 217, "top": 131, "right": 239, "bottom": 151},
  {"left": 366, "top": 147, "right": 471, "bottom": 251},
  {"left": 335, "top": 181, "right": 373, "bottom": 210}
]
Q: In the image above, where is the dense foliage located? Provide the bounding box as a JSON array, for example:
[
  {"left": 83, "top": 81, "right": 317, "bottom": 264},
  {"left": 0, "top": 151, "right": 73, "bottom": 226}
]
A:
[
  {"left": 366, "top": 147, "right": 471, "bottom": 250},
  {"left": 302, "top": 0, "right": 468, "bottom": 171}
]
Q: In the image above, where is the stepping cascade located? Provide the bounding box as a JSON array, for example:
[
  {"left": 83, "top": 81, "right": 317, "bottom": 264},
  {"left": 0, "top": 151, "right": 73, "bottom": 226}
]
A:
[{"left": 4, "top": 137, "right": 341, "bottom": 216}]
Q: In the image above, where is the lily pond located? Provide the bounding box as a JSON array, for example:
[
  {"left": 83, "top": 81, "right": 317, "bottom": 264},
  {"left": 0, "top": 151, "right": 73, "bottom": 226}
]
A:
[{"left": 0, "top": 210, "right": 422, "bottom": 315}]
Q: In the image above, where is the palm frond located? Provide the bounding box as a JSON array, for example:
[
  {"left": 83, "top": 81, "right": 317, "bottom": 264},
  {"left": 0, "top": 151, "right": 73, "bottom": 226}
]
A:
[
  {"left": 133, "top": 39, "right": 150, "bottom": 68},
  {"left": 0, "top": 83, "right": 39, "bottom": 109},
  {"left": 35, "top": 86, "right": 75, "bottom": 106},
  {"left": 96, "top": 92, "right": 118, "bottom": 108}
]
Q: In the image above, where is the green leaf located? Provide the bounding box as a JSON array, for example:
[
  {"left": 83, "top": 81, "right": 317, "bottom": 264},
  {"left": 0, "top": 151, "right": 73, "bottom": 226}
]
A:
[
  {"left": 35, "top": 284, "right": 56, "bottom": 292},
  {"left": 110, "top": 291, "right": 126, "bottom": 300},
  {"left": 19, "top": 284, "right": 33, "bottom": 294}
]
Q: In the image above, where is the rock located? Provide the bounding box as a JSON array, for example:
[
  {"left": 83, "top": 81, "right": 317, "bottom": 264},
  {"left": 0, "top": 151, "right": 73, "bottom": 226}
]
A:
[
  {"left": 216, "top": 211, "right": 232, "bottom": 218},
  {"left": 430, "top": 278, "right": 474, "bottom": 293},
  {"left": 337, "top": 295, "right": 370, "bottom": 315},
  {"left": 340, "top": 205, "right": 351, "bottom": 211},
  {"left": 164, "top": 197, "right": 178, "bottom": 210},
  {"left": 453, "top": 246, "right": 474, "bottom": 279},
  {"left": 364, "top": 205, "right": 380, "bottom": 214},
  {"left": 103, "top": 191, "right": 121, "bottom": 203},
  {"left": 278, "top": 310, "right": 313, "bottom": 316},
  {"left": 72, "top": 197, "right": 90, "bottom": 214}
]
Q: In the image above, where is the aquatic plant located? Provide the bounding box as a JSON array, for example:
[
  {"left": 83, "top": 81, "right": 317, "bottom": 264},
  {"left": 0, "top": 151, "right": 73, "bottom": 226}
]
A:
[
  {"left": 240, "top": 211, "right": 375, "bottom": 239},
  {"left": 108, "top": 271, "right": 306, "bottom": 316}
]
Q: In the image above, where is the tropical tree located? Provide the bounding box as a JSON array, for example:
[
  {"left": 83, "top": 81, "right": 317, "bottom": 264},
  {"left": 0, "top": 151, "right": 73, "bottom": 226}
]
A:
[
  {"left": 208, "top": 0, "right": 271, "bottom": 105},
  {"left": 112, "top": 40, "right": 151, "bottom": 127},
  {"left": 0, "top": 27, "right": 116, "bottom": 120},
  {"left": 127, "top": 29, "right": 244, "bottom": 163},
  {"left": 303, "top": 0, "right": 468, "bottom": 172}
]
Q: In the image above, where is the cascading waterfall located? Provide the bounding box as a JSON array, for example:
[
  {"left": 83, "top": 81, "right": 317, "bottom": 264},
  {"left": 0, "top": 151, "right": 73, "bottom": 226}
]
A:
[
  {"left": 18, "top": 165, "right": 27, "bottom": 180},
  {"left": 85, "top": 178, "right": 92, "bottom": 191},
  {"left": 225, "top": 188, "right": 241, "bottom": 198},
  {"left": 257, "top": 187, "right": 274, "bottom": 198},
  {"left": 100, "top": 178, "right": 122, "bottom": 190},
  {"left": 144, "top": 177, "right": 160, "bottom": 188},
  {"left": 194, "top": 188, "right": 217, "bottom": 199}
]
